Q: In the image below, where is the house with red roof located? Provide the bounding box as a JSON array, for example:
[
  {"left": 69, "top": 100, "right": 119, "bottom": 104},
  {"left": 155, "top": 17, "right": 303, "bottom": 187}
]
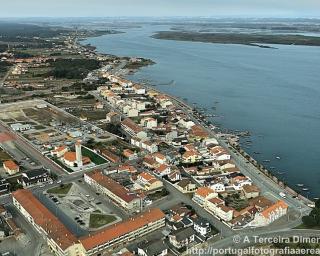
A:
[
  {"left": 192, "top": 187, "right": 218, "bottom": 206},
  {"left": 3, "top": 160, "right": 19, "bottom": 175},
  {"left": 12, "top": 189, "right": 165, "bottom": 256},
  {"left": 84, "top": 170, "right": 141, "bottom": 211},
  {"left": 137, "top": 172, "right": 163, "bottom": 191},
  {"left": 251, "top": 200, "right": 288, "bottom": 227}
]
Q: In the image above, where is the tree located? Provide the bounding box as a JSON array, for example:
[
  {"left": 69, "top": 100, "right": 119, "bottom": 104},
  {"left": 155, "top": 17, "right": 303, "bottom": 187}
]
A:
[
  {"left": 179, "top": 147, "right": 186, "bottom": 155},
  {"left": 302, "top": 215, "right": 317, "bottom": 227}
]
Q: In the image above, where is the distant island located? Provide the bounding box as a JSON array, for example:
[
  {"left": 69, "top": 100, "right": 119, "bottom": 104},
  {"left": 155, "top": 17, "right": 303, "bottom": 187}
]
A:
[{"left": 152, "top": 31, "right": 320, "bottom": 47}]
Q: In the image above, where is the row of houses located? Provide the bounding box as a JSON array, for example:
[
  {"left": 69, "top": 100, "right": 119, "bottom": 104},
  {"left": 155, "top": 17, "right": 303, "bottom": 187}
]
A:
[
  {"left": 12, "top": 189, "right": 166, "bottom": 256},
  {"left": 84, "top": 169, "right": 164, "bottom": 211},
  {"left": 192, "top": 186, "right": 288, "bottom": 228},
  {"left": 98, "top": 74, "right": 290, "bottom": 231}
]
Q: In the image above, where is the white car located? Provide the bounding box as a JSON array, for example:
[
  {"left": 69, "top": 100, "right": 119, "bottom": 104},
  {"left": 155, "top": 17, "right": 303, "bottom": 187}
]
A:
[
  {"left": 56, "top": 180, "right": 62, "bottom": 184},
  {"left": 144, "top": 199, "right": 152, "bottom": 206},
  {"left": 279, "top": 192, "right": 286, "bottom": 198}
]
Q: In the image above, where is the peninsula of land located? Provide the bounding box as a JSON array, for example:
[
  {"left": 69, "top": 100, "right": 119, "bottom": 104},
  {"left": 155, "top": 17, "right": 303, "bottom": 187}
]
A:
[{"left": 152, "top": 31, "right": 320, "bottom": 47}]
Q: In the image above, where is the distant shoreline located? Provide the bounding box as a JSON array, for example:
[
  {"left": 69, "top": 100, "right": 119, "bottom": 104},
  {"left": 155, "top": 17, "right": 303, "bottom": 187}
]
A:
[{"left": 152, "top": 31, "right": 320, "bottom": 48}]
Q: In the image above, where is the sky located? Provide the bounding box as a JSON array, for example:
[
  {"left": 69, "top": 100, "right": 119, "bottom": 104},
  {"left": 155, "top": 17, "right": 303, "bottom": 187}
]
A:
[{"left": 0, "top": 0, "right": 319, "bottom": 18}]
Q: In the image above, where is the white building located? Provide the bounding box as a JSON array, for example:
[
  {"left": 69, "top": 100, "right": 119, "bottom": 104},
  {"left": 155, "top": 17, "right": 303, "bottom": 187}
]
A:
[
  {"left": 250, "top": 200, "right": 288, "bottom": 227},
  {"left": 10, "top": 123, "right": 31, "bottom": 131},
  {"left": 141, "top": 117, "right": 157, "bottom": 129}
]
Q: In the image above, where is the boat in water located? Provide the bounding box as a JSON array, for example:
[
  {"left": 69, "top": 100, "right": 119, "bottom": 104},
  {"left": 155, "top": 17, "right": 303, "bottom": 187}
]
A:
[
  {"left": 275, "top": 156, "right": 281, "bottom": 160},
  {"left": 297, "top": 184, "right": 304, "bottom": 187},
  {"left": 302, "top": 188, "right": 309, "bottom": 191}
]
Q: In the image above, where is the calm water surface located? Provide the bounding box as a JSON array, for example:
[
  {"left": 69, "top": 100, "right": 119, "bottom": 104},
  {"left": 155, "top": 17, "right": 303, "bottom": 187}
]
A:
[{"left": 84, "top": 25, "right": 320, "bottom": 197}]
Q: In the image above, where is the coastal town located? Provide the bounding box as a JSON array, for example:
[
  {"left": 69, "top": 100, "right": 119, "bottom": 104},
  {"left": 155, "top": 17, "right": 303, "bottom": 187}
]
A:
[{"left": 0, "top": 22, "right": 317, "bottom": 256}]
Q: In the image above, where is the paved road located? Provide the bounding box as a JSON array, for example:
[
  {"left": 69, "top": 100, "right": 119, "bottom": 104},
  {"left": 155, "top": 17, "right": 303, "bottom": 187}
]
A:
[
  {"left": 168, "top": 93, "right": 310, "bottom": 213},
  {"left": 219, "top": 139, "right": 309, "bottom": 214},
  {"left": 163, "top": 179, "right": 234, "bottom": 237},
  {"left": 0, "top": 202, "right": 46, "bottom": 256},
  {"left": 0, "top": 121, "right": 66, "bottom": 176}
]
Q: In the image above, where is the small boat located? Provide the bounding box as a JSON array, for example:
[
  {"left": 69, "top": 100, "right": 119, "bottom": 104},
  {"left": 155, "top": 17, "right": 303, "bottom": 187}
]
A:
[
  {"left": 297, "top": 184, "right": 304, "bottom": 187},
  {"left": 275, "top": 156, "right": 281, "bottom": 160},
  {"left": 263, "top": 160, "right": 271, "bottom": 163},
  {"left": 302, "top": 188, "right": 309, "bottom": 191},
  {"left": 270, "top": 166, "right": 275, "bottom": 169},
  {"left": 314, "top": 197, "right": 319, "bottom": 200}
]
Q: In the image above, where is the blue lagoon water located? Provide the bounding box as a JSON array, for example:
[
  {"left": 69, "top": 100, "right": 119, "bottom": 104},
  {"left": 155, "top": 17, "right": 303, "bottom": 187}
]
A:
[{"left": 84, "top": 25, "right": 320, "bottom": 197}]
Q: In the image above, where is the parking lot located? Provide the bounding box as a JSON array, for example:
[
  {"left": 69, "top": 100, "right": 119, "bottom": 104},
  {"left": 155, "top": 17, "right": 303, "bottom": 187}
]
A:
[{"left": 45, "top": 182, "right": 121, "bottom": 230}]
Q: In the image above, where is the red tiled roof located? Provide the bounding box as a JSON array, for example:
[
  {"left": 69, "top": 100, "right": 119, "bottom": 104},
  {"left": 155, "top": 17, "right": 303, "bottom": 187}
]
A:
[
  {"left": 12, "top": 190, "right": 77, "bottom": 250},
  {"left": 195, "top": 187, "right": 215, "bottom": 198},
  {"left": 101, "top": 149, "right": 120, "bottom": 163},
  {"left": 190, "top": 125, "right": 209, "bottom": 138},
  {"left": 64, "top": 152, "right": 90, "bottom": 164},
  {"left": 123, "top": 149, "right": 135, "bottom": 157},
  {"left": 80, "top": 208, "right": 165, "bottom": 250},
  {"left": 64, "top": 152, "right": 77, "bottom": 162},
  {"left": 261, "top": 200, "right": 288, "bottom": 219},
  {"left": 153, "top": 152, "right": 166, "bottom": 160},
  {"left": 243, "top": 184, "right": 260, "bottom": 194},
  {"left": 183, "top": 150, "right": 199, "bottom": 158},
  {"left": 138, "top": 172, "right": 158, "bottom": 184},
  {"left": 208, "top": 197, "right": 224, "bottom": 205},
  {"left": 121, "top": 118, "right": 143, "bottom": 133},
  {"left": 86, "top": 170, "right": 138, "bottom": 203},
  {"left": 52, "top": 146, "right": 66, "bottom": 153},
  {"left": 156, "top": 164, "right": 169, "bottom": 173},
  {"left": 3, "top": 160, "right": 19, "bottom": 171}
]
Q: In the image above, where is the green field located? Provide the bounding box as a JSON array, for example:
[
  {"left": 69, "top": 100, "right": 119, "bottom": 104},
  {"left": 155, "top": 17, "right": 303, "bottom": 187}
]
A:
[
  {"left": 47, "top": 183, "right": 73, "bottom": 195},
  {"left": 82, "top": 147, "right": 107, "bottom": 165},
  {"left": 89, "top": 214, "right": 117, "bottom": 229}
]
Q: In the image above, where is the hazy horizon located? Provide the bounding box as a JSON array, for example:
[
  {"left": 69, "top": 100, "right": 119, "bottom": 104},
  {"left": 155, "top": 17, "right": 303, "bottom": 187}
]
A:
[{"left": 0, "top": 0, "right": 319, "bottom": 19}]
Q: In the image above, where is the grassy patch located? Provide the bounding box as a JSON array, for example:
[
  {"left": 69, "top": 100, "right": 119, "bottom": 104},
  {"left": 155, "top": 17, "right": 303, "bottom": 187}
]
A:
[
  {"left": 82, "top": 147, "right": 107, "bottom": 165},
  {"left": 225, "top": 194, "right": 249, "bottom": 211},
  {"left": 0, "top": 149, "right": 11, "bottom": 162},
  {"left": 89, "top": 214, "right": 117, "bottom": 229},
  {"left": 33, "top": 125, "right": 46, "bottom": 130},
  {"left": 50, "top": 157, "right": 74, "bottom": 173},
  {"left": 47, "top": 183, "right": 72, "bottom": 195}
]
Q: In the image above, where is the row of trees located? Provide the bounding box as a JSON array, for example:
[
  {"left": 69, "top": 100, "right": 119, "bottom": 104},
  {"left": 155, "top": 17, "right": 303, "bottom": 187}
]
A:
[{"left": 302, "top": 200, "right": 320, "bottom": 228}]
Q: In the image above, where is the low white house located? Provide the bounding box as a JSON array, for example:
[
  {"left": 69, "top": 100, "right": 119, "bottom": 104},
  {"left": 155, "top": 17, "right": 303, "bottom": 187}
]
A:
[
  {"left": 141, "top": 117, "right": 157, "bottom": 129},
  {"left": 10, "top": 123, "right": 31, "bottom": 131},
  {"left": 205, "top": 197, "right": 234, "bottom": 222},
  {"left": 193, "top": 217, "right": 211, "bottom": 238},
  {"left": 210, "top": 183, "right": 226, "bottom": 193},
  {"left": 155, "top": 164, "right": 171, "bottom": 176}
]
